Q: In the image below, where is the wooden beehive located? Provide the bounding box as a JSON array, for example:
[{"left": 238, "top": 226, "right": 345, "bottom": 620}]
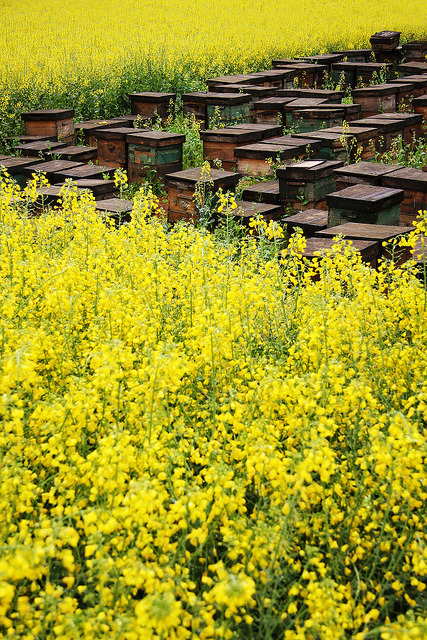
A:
[
  {"left": 21, "top": 109, "right": 75, "bottom": 145},
  {"left": 253, "top": 97, "right": 297, "bottom": 124},
  {"left": 226, "top": 200, "right": 282, "bottom": 225},
  {"left": 47, "top": 146, "right": 98, "bottom": 163},
  {"left": 60, "top": 179, "right": 118, "bottom": 200},
  {"left": 288, "top": 107, "right": 346, "bottom": 132},
  {"left": 234, "top": 139, "right": 321, "bottom": 176},
  {"left": 165, "top": 167, "right": 241, "bottom": 225},
  {"left": 126, "top": 131, "right": 185, "bottom": 183},
  {"left": 371, "top": 112, "right": 423, "bottom": 146},
  {"left": 0, "top": 157, "right": 42, "bottom": 187},
  {"left": 381, "top": 168, "right": 427, "bottom": 226},
  {"left": 200, "top": 127, "right": 263, "bottom": 171},
  {"left": 397, "top": 62, "right": 427, "bottom": 76},
  {"left": 15, "top": 140, "right": 67, "bottom": 158},
  {"left": 22, "top": 160, "right": 85, "bottom": 184},
  {"left": 291, "top": 130, "right": 356, "bottom": 162},
  {"left": 284, "top": 209, "right": 329, "bottom": 236},
  {"left": 206, "top": 74, "right": 264, "bottom": 89},
  {"left": 315, "top": 221, "right": 412, "bottom": 263},
  {"left": 228, "top": 123, "right": 283, "bottom": 139},
  {"left": 247, "top": 69, "right": 294, "bottom": 88},
  {"left": 299, "top": 237, "right": 380, "bottom": 269},
  {"left": 331, "top": 49, "right": 372, "bottom": 62},
  {"left": 241, "top": 179, "right": 280, "bottom": 205},
  {"left": 96, "top": 127, "right": 143, "bottom": 169},
  {"left": 96, "top": 198, "right": 134, "bottom": 225},
  {"left": 326, "top": 184, "right": 404, "bottom": 226},
  {"left": 387, "top": 82, "right": 415, "bottom": 109},
  {"left": 324, "top": 125, "right": 378, "bottom": 160},
  {"left": 412, "top": 96, "right": 427, "bottom": 134},
  {"left": 333, "top": 161, "right": 404, "bottom": 190},
  {"left": 391, "top": 75, "right": 427, "bottom": 98},
  {"left": 373, "top": 48, "right": 404, "bottom": 66},
  {"left": 351, "top": 84, "right": 398, "bottom": 118},
  {"left": 129, "top": 92, "right": 176, "bottom": 123},
  {"left": 29, "top": 185, "right": 83, "bottom": 215},
  {"left": 212, "top": 84, "right": 277, "bottom": 100},
  {"left": 276, "top": 88, "right": 345, "bottom": 103},
  {"left": 53, "top": 164, "right": 116, "bottom": 182},
  {"left": 370, "top": 31, "right": 401, "bottom": 51},
  {"left": 205, "top": 93, "right": 253, "bottom": 126},
  {"left": 331, "top": 62, "right": 391, "bottom": 87},
  {"left": 297, "top": 53, "right": 345, "bottom": 68},
  {"left": 402, "top": 41, "right": 427, "bottom": 61},
  {"left": 5, "top": 134, "right": 57, "bottom": 147},
  {"left": 348, "top": 117, "right": 404, "bottom": 152},
  {"left": 277, "top": 159, "right": 344, "bottom": 211},
  {"left": 74, "top": 118, "right": 126, "bottom": 146}
]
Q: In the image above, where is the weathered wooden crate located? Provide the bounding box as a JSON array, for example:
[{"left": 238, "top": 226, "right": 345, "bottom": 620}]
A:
[
  {"left": 206, "top": 74, "right": 264, "bottom": 89},
  {"left": 284, "top": 98, "right": 328, "bottom": 128},
  {"left": 129, "top": 92, "right": 176, "bottom": 123},
  {"left": 74, "top": 118, "right": 125, "bottom": 146},
  {"left": 333, "top": 161, "right": 404, "bottom": 190},
  {"left": 381, "top": 168, "right": 427, "bottom": 225},
  {"left": 370, "top": 31, "right": 401, "bottom": 51},
  {"left": 225, "top": 200, "right": 282, "bottom": 225},
  {"left": 397, "top": 62, "right": 427, "bottom": 76},
  {"left": 371, "top": 112, "right": 423, "bottom": 146},
  {"left": 0, "top": 157, "right": 42, "bottom": 187},
  {"left": 331, "top": 62, "right": 391, "bottom": 87},
  {"left": 402, "top": 41, "right": 427, "bottom": 61},
  {"left": 47, "top": 145, "right": 98, "bottom": 163},
  {"left": 60, "top": 178, "right": 118, "bottom": 200},
  {"left": 15, "top": 140, "right": 67, "bottom": 158},
  {"left": 284, "top": 209, "right": 329, "bottom": 236},
  {"left": 247, "top": 69, "right": 293, "bottom": 88},
  {"left": 351, "top": 84, "right": 398, "bottom": 117},
  {"left": 234, "top": 137, "right": 322, "bottom": 176},
  {"left": 201, "top": 127, "right": 263, "bottom": 170},
  {"left": 391, "top": 75, "right": 427, "bottom": 98},
  {"left": 387, "top": 82, "right": 415, "bottom": 109},
  {"left": 241, "top": 179, "right": 280, "bottom": 205},
  {"left": 205, "top": 93, "right": 253, "bottom": 126},
  {"left": 276, "top": 88, "right": 345, "bottom": 103},
  {"left": 299, "top": 237, "right": 380, "bottom": 269},
  {"left": 287, "top": 107, "right": 346, "bottom": 132},
  {"left": 96, "top": 127, "right": 143, "bottom": 169},
  {"left": 115, "top": 114, "right": 154, "bottom": 127},
  {"left": 21, "top": 109, "right": 75, "bottom": 145},
  {"left": 326, "top": 184, "right": 404, "bottom": 226},
  {"left": 227, "top": 123, "right": 282, "bottom": 139},
  {"left": 22, "top": 160, "right": 85, "bottom": 184},
  {"left": 271, "top": 62, "right": 327, "bottom": 87},
  {"left": 412, "top": 95, "right": 427, "bottom": 133},
  {"left": 373, "top": 48, "right": 404, "bottom": 66},
  {"left": 277, "top": 159, "right": 344, "bottom": 211},
  {"left": 331, "top": 49, "right": 372, "bottom": 62},
  {"left": 253, "top": 97, "right": 297, "bottom": 124},
  {"left": 182, "top": 92, "right": 210, "bottom": 125},
  {"left": 29, "top": 185, "right": 84, "bottom": 214},
  {"left": 165, "top": 167, "right": 241, "bottom": 225},
  {"left": 54, "top": 164, "right": 116, "bottom": 182},
  {"left": 291, "top": 130, "right": 356, "bottom": 162},
  {"left": 96, "top": 198, "right": 134, "bottom": 225},
  {"left": 324, "top": 125, "right": 378, "bottom": 160},
  {"left": 126, "top": 131, "right": 185, "bottom": 183},
  {"left": 297, "top": 53, "right": 345, "bottom": 68},
  {"left": 315, "top": 221, "right": 412, "bottom": 263},
  {"left": 212, "top": 84, "right": 277, "bottom": 100},
  {"left": 348, "top": 117, "right": 404, "bottom": 151}
]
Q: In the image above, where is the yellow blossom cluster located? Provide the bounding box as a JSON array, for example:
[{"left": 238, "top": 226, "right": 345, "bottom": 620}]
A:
[{"left": 0, "top": 172, "right": 427, "bottom": 639}]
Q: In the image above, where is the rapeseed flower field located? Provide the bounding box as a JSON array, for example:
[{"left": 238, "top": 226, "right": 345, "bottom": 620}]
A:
[{"left": 0, "top": 174, "right": 426, "bottom": 638}]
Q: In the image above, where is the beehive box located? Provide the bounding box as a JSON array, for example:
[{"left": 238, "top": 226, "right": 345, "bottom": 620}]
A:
[
  {"left": 397, "top": 62, "right": 427, "bottom": 76},
  {"left": 74, "top": 118, "right": 125, "bottom": 146},
  {"left": 0, "top": 157, "right": 42, "bottom": 187},
  {"left": 53, "top": 164, "right": 116, "bottom": 182},
  {"left": 127, "top": 131, "right": 185, "bottom": 183},
  {"left": 182, "top": 92, "right": 210, "bottom": 125},
  {"left": 373, "top": 48, "right": 404, "bottom": 66},
  {"left": 284, "top": 209, "right": 329, "bottom": 236},
  {"left": 129, "top": 92, "right": 176, "bottom": 123},
  {"left": 351, "top": 84, "right": 398, "bottom": 117},
  {"left": 381, "top": 168, "right": 427, "bottom": 225},
  {"left": 205, "top": 93, "right": 253, "bottom": 126},
  {"left": 96, "top": 198, "right": 134, "bottom": 225},
  {"left": 241, "top": 179, "right": 280, "bottom": 205},
  {"left": 60, "top": 179, "right": 118, "bottom": 200},
  {"left": 315, "top": 221, "right": 412, "bottom": 263},
  {"left": 296, "top": 53, "right": 345, "bottom": 68},
  {"left": 15, "top": 140, "right": 67, "bottom": 158},
  {"left": 324, "top": 125, "right": 378, "bottom": 160},
  {"left": 333, "top": 161, "right": 404, "bottom": 190},
  {"left": 165, "top": 167, "right": 241, "bottom": 225},
  {"left": 277, "top": 159, "right": 344, "bottom": 211},
  {"left": 21, "top": 109, "right": 75, "bottom": 145},
  {"left": 212, "top": 84, "right": 277, "bottom": 100},
  {"left": 402, "top": 41, "right": 427, "bottom": 61},
  {"left": 371, "top": 112, "right": 423, "bottom": 146},
  {"left": 22, "top": 160, "right": 85, "bottom": 184},
  {"left": 287, "top": 107, "right": 346, "bottom": 132},
  {"left": 299, "top": 237, "right": 380, "bottom": 269},
  {"left": 29, "top": 185, "right": 83, "bottom": 215},
  {"left": 370, "top": 31, "right": 401, "bottom": 51},
  {"left": 234, "top": 139, "right": 321, "bottom": 176},
  {"left": 391, "top": 75, "right": 427, "bottom": 98},
  {"left": 247, "top": 69, "right": 293, "bottom": 88},
  {"left": 96, "top": 127, "right": 144, "bottom": 169},
  {"left": 291, "top": 130, "right": 356, "bottom": 162},
  {"left": 227, "top": 123, "right": 282, "bottom": 139},
  {"left": 253, "top": 97, "right": 297, "bottom": 124},
  {"left": 201, "top": 127, "right": 263, "bottom": 171},
  {"left": 412, "top": 96, "right": 427, "bottom": 133},
  {"left": 331, "top": 62, "right": 391, "bottom": 87},
  {"left": 206, "top": 74, "right": 264, "bottom": 89},
  {"left": 388, "top": 82, "right": 415, "bottom": 109},
  {"left": 348, "top": 117, "right": 404, "bottom": 152},
  {"left": 331, "top": 49, "right": 372, "bottom": 62},
  {"left": 276, "top": 88, "right": 345, "bottom": 103},
  {"left": 326, "top": 184, "right": 404, "bottom": 226},
  {"left": 5, "top": 135, "right": 57, "bottom": 146},
  {"left": 226, "top": 200, "right": 282, "bottom": 225},
  {"left": 47, "top": 145, "right": 98, "bottom": 163}
]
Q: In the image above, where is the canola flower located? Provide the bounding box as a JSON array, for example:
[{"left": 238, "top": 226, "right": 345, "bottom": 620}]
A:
[{"left": 0, "top": 172, "right": 427, "bottom": 638}]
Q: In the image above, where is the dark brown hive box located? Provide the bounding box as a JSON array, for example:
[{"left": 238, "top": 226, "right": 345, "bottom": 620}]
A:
[
  {"left": 370, "top": 31, "right": 401, "bottom": 51},
  {"left": 29, "top": 185, "right": 78, "bottom": 214},
  {"left": 412, "top": 96, "right": 427, "bottom": 133},
  {"left": 324, "top": 125, "right": 378, "bottom": 160},
  {"left": 326, "top": 184, "right": 404, "bottom": 226},
  {"left": 391, "top": 75, "right": 427, "bottom": 98},
  {"left": 284, "top": 209, "right": 329, "bottom": 236},
  {"left": 205, "top": 93, "right": 252, "bottom": 126},
  {"left": 247, "top": 69, "right": 294, "bottom": 88},
  {"left": 129, "top": 92, "right": 176, "bottom": 123},
  {"left": 276, "top": 88, "right": 345, "bottom": 103},
  {"left": 297, "top": 53, "right": 346, "bottom": 68},
  {"left": 212, "top": 84, "right": 277, "bottom": 99},
  {"left": 397, "top": 62, "right": 427, "bottom": 76},
  {"left": 381, "top": 168, "right": 427, "bottom": 226},
  {"left": 228, "top": 124, "right": 282, "bottom": 139},
  {"left": 300, "top": 237, "right": 380, "bottom": 268},
  {"left": 333, "top": 161, "right": 403, "bottom": 190},
  {"left": 287, "top": 107, "right": 346, "bottom": 133},
  {"left": 47, "top": 145, "right": 97, "bottom": 163},
  {"left": 5, "top": 135, "right": 57, "bottom": 146},
  {"left": 351, "top": 84, "right": 398, "bottom": 118},
  {"left": 291, "top": 130, "right": 356, "bottom": 162},
  {"left": 15, "top": 140, "right": 67, "bottom": 159},
  {"left": 402, "top": 41, "right": 427, "bottom": 62},
  {"left": 96, "top": 127, "right": 144, "bottom": 169},
  {"left": 253, "top": 97, "right": 297, "bottom": 124},
  {"left": 0, "top": 157, "right": 41, "bottom": 187},
  {"left": 331, "top": 49, "right": 372, "bottom": 62},
  {"left": 53, "top": 164, "right": 116, "bottom": 182},
  {"left": 277, "top": 159, "right": 343, "bottom": 211},
  {"left": 331, "top": 62, "right": 391, "bottom": 87},
  {"left": 61, "top": 179, "right": 118, "bottom": 200},
  {"left": 74, "top": 118, "right": 125, "bottom": 146},
  {"left": 371, "top": 112, "right": 423, "bottom": 146},
  {"left": 241, "top": 179, "right": 280, "bottom": 205},
  {"left": 126, "top": 131, "right": 185, "bottom": 183},
  {"left": 21, "top": 109, "right": 75, "bottom": 144},
  {"left": 387, "top": 82, "right": 415, "bottom": 109},
  {"left": 348, "top": 117, "right": 404, "bottom": 151},
  {"left": 201, "top": 127, "right": 263, "bottom": 171},
  {"left": 182, "top": 92, "right": 210, "bottom": 124},
  {"left": 206, "top": 74, "right": 265, "bottom": 89},
  {"left": 96, "top": 198, "right": 134, "bottom": 225},
  {"left": 165, "top": 167, "right": 241, "bottom": 225},
  {"left": 234, "top": 140, "right": 316, "bottom": 176},
  {"left": 22, "top": 160, "right": 85, "bottom": 184},
  {"left": 227, "top": 200, "right": 282, "bottom": 225},
  {"left": 315, "top": 221, "right": 412, "bottom": 263}
]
